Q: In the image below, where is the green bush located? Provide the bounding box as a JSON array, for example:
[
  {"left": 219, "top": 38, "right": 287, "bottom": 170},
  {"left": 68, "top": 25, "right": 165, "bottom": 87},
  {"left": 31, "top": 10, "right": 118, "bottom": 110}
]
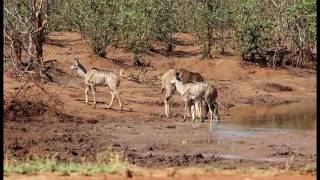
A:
[
  {"left": 71, "top": 0, "right": 121, "bottom": 57},
  {"left": 234, "top": 0, "right": 273, "bottom": 63},
  {"left": 194, "top": 0, "right": 233, "bottom": 56},
  {"left": 151, "top": 0, "right": 178, "bottom": 51},
  {"left": 117, "top": 0, "right": 154, "bottom": 52},
  {"left": 5, "top": 0, "right": 316, "bottom": 69}
]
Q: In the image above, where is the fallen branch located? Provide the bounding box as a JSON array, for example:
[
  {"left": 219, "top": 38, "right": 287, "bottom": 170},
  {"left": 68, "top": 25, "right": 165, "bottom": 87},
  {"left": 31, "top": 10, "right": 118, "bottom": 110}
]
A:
[{"left": 126, "top": 67, "right": 159, "bottom": 84}]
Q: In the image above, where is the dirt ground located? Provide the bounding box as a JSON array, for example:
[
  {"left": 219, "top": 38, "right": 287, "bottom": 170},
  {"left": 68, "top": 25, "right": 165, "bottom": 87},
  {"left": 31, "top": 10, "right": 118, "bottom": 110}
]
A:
[
  {"left": 4, "top": 172, "right": 316, "bottom": 180},
  {"left": 3, "top": 32, "right": 316, "bottom": 174}
]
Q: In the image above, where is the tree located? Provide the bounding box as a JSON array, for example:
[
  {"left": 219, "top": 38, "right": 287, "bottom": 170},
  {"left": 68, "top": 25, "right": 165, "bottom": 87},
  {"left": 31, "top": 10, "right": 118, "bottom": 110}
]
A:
[
  {"left": 193, "top": 0, "right": 215, "bottom": 58},
  {"left": 151, "top": 0, "right": 178, "bottom": 52},
  {"left": 286, "top": 0, "right": 316, "bottom": 68},
  {"left": 211, "top": 0, "right": 233, "bottom": 55},
  {"left": 4, "top": 0, "right": 48, "bottom": 73},
  {"left": 193, "top": 0, "right": 233, "bottom": 57},
  {"left": 117, "top": 0, "right": 154, "bottom": 53},
  {"left": 233, "top": 0, "right": 272, "bottom": 64},
  {"left": 71, "top": 0, "right": 121, "bottom": 57},
  {"left": 46, "top": 0, "right": 74, "bottom": 32}
]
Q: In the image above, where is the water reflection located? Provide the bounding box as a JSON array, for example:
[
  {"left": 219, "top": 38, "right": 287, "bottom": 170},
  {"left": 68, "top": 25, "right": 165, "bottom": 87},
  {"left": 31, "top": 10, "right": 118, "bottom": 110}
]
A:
[{"left": 226, "top": 101, "right": 316, "bottom": 130}]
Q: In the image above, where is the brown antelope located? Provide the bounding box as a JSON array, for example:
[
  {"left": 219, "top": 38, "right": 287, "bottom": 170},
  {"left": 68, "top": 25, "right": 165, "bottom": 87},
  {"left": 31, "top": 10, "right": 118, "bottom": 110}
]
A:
[
  {"left": 170, "top": 72, "right": 220, "bottom": 131},
  {"left": 161, "top": 68, "right": 206, "bottom": 118},
  {"left": 70, "top": 58, "right": 123, "bottom": 110}
]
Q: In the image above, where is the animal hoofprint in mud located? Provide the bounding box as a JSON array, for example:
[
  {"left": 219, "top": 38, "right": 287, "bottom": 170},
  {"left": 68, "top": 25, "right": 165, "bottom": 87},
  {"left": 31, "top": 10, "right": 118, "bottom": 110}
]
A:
[{"left": 70, "top": 58, "right": 123, "bottom": 110}]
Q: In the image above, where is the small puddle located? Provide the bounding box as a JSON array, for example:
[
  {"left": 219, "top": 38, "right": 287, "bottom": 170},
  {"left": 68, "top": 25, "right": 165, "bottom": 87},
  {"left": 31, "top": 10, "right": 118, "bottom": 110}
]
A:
[{"left": 225, "top": 101, "right": 316, "bottom": 130}]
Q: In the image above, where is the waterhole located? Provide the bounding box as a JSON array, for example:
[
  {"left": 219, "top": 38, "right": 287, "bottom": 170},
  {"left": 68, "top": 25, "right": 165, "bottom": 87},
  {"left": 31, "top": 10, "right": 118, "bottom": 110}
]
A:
[{"left": 225, "top": 101, "right": 316, "bottom": 130}]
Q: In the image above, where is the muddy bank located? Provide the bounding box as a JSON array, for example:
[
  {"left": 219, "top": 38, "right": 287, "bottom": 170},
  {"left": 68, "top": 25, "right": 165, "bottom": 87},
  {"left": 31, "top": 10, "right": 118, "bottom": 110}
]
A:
[
  {"left": 5, "top": 171, "right": 316, "bottom": 180},
  {"left": 4, "top": 110, "right": 316, "bottom": 170},
  {"left": 4, "top": 32, "right": 316, "bottom": 171}
]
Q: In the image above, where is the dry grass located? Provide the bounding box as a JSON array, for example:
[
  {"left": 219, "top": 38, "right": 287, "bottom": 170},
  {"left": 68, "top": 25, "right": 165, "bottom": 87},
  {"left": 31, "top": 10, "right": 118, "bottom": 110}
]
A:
[
  {"left": 3, "top": 155, "right": 316, "bottom": 178},
  {"left": 4, "top": 151, "right": 131, "bottom": 177}
]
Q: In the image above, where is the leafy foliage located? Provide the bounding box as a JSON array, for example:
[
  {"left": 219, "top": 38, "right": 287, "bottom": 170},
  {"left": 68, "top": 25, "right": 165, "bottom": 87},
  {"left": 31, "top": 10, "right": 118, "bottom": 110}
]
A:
[
  {"left": 4, "top": 0, "right": 316, "bottom": 68},
  {"left": 194, "top": 0, "right": 233, "bottom": 56},
  {"left": 4, "top": 0, "right": 33, "bottom": 33},
  {"left": 70, "top": 0, "right": 121, "bottom": 57},
  {"left": 233, "top": 0, "right": 316, "bottom": 68},
  {"left": 117, "top": 0, "right": 154, "bottom": 52},
  {"left": 234, "top": 0, "right": 273, "bottom": 63},
  {"left": 151, "top": 0, "right": 178, "bottom": 51}
]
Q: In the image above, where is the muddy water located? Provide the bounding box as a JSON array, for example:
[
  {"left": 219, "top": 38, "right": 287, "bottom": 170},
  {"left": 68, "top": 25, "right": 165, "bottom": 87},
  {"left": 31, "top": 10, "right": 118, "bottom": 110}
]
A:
[{"left": 225, "top": 101, "right": 316, "bottom": 130}]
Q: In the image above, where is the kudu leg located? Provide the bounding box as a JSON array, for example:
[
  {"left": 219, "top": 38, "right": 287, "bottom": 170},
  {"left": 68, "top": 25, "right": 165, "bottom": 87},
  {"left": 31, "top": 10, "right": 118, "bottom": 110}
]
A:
[
  {"left": 164, "top": 100, "right": 167, "bottom": 117},
  {"left": 183, "top": 101, "right": 188, "bottom": 122},
  {"left": 164, "top": 100, "right": 169, "bottom": 117},
  {"left": 208, "top": 105, "right": 214, "bottom": 132},
  {"left": 85, "top": 86, "right": 90, "bottom": 104},
  {"left": 107, "top": 91, "right": 115, "bottom": 109},
  {"left": 115, "top": 91, "right": 123, "bottom": 110},
  {"left": 191, "top": 102, "right": 198, "bottom": 123},
  {"left": 213, "top": 101, "right": 220, "bottom": 121},
  {"left": 187, "top": 101, "right": 192, "bottom": 118},
  {"left": 195, "top": 101, "right": 203, "bottom": 122},
  {"left": 164, "top": 95, "right": 172, "bottom": 118},
  {"left": 191, "top": 105, "right": 196, "bottom": 122},
  {"left": 207, "top": 101, "right": 214, "bottom": 132},
  {"left": 91, "top": 86, "right": 96, "bottom": 108},
  {"left": 187, "top": 106, "right": 191, "bottom": 117},
  {"left": 168, "top": 96, "right": 174, "bottom": 117}
]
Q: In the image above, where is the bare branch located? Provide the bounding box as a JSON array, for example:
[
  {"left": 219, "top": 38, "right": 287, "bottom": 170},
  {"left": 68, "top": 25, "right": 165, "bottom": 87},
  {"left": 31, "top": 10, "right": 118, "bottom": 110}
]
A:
[
  {"left": 38, "top": 0, "right": 45, "bottom": 13},
  {"left": 4, "top": 30, "right": 13, "bottom": 41},
  {"left": 270, "top": 0, "right": 279, "bottom": 8},
  {"left": 295, "top": 23, "right": 303, "bottom": 45},
  {"left": 32, "top": 0, "right": 37, "bottom": 12},
  {"left": 4, "top": 6, "right": 25, "bottom": 25},
  {"left": 12, "top": 6, "right": 24, "bottom": 22},
  {"left": 31, "top": 17, "right": 47, "bottom": 34},
  {"left": 280, "top": 0, "right": 287, "bottom": 7}
]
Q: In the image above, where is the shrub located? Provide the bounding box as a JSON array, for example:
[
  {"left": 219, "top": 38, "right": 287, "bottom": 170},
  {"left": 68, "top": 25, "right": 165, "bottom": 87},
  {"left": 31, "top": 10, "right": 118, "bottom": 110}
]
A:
[
  {"left": 234, "top": 0, "right": 273, "bottom": 64},
  {"left": 71, "top": 0, "right": 121, "bottom": 57}
]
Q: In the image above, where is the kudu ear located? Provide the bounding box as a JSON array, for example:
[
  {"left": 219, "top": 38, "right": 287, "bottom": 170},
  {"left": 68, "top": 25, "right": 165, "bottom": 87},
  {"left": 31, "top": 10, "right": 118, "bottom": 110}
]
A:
[
  {"left": 74, "top": 58, "right": 79, "bottom": 64},
  {"left": 175, "top": 72, "right": 182, "bottom": 81}
]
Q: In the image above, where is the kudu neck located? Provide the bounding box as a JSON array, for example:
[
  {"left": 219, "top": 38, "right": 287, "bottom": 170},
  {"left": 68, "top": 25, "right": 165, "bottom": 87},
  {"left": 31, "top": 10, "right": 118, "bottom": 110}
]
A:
[
  {"left": 175, "top": 80, "right": 188, "bottom": 95},
  {"left": 76, "top": 63, "right": 87, "bottom": 78}
]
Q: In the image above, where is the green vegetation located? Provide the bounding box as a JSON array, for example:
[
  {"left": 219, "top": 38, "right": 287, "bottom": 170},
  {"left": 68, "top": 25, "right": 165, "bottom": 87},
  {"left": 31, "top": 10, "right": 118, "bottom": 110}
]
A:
[
  {"left": 4, "top": 0, "right": 316, "bottom": 68},
  {"left": 234, "top": 0, "right": 273, "bottom": 63},
  {"left": 70, "top": 0, "right": 121, "bottom": 57},
  {"left": 301, "top": 162, "right": 316, "bottom": 175},
  {"left": 4, "top": 155, "right": 128, "bottom": 176},
  {"left": 235, "top": 167, "right": 269, "bottom": 174},
  {"left": 203, "top": 165, "right": 216, "bottom": 172},
  {"left": 3, "top": 158, "right": 317, "bottom": 177},
  {"left": 193, "top": 0, "right": 233, "bottom": 57}
]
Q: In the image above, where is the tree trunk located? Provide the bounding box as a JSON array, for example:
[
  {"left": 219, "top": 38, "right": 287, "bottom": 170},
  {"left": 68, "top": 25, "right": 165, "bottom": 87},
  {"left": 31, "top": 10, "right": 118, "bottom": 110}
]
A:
[
  {"left": 207, "top": 24, "right": 213, "bottom": 58},
  {"left": 206, "top": 0, "right": 213, "bottom": 58},
  {"left": 30, "top": 0, "right": 47, "bottom": 70},
  {"left": 10, "top": 33, "right": 23, "bottom": 71}
]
